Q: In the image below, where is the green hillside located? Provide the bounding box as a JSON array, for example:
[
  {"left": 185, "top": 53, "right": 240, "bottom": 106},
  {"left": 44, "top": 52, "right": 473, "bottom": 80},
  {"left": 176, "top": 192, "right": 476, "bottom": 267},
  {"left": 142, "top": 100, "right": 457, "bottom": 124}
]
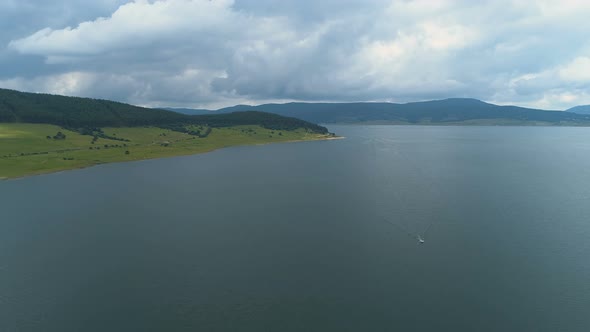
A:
[
  {"left": 0, "top": 88, "right": 328, "bottom": 133},
  {"left": 0, "top": 89, "right": 334, "bottom": 179}
]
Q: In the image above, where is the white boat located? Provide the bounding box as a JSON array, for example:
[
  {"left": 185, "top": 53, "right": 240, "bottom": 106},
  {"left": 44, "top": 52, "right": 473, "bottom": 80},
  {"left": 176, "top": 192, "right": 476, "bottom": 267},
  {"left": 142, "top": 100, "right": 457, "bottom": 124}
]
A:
[{"left": 417, "top": 236, "right": 425, "bottom": 244}]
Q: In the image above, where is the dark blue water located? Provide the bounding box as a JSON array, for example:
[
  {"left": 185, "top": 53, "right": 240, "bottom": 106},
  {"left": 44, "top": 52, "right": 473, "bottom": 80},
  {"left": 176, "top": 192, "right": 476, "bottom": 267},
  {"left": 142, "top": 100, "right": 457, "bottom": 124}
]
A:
[{"left": 1, "top": 125, "right": 589, "bottom": 331}]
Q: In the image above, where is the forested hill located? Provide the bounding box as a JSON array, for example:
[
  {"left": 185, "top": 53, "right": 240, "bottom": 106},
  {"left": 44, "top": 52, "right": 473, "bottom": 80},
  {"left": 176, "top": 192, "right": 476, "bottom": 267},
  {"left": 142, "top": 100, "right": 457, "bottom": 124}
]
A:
[
  {"left": 171, "top": 98, "right": 590, "bottom": 125},
  {"left": 566, "top": 105, "right": 590, "bottom": 115},
  {"left": 0, "top": 88, "right": 328, "bottom": 133}
]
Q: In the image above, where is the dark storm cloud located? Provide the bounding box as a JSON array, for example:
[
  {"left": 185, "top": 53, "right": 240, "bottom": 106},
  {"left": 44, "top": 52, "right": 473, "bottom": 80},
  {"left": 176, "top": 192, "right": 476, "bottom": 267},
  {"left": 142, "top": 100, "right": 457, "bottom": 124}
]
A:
[{"left": 2, "top": 0, "right": 590, "bottom": 109}]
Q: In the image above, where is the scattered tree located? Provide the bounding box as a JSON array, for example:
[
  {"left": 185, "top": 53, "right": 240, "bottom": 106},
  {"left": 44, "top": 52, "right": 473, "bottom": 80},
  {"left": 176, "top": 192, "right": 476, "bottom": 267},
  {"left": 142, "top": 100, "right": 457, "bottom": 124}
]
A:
[{"left": 53, "top": 131, "right": 66, "bottom": 140}]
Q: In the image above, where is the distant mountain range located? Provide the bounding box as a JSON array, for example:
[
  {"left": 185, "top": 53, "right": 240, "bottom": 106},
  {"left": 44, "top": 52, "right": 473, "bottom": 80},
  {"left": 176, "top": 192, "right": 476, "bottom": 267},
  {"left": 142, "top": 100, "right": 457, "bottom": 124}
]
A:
[
  {"left": 3, "top": 87, "right": 588, "bottom": 127},
  {"left": 165, "top": 99, "right": 590, "bottom": 125},
  {"left": 566, "top": 105, "right": 590, "bottom": 115}
]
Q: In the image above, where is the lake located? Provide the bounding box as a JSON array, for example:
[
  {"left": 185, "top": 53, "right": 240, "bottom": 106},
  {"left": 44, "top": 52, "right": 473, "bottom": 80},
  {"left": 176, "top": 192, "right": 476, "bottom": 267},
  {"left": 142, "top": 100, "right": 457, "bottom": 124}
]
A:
[{"left": 1, "top": 125, "right": 589, "bottom": 331}]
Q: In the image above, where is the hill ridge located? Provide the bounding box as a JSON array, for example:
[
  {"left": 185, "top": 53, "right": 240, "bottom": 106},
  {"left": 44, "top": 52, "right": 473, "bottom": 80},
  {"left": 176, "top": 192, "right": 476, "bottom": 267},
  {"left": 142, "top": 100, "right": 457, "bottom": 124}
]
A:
[
  {"left": 169, "top": 99, "right": 589, "bottom": 125},
  {"left": 566, "top": 105, "right": 590, "bottom": 115},
  {"left": 0, "top": 88, "right": 328, "bottom": 133}
]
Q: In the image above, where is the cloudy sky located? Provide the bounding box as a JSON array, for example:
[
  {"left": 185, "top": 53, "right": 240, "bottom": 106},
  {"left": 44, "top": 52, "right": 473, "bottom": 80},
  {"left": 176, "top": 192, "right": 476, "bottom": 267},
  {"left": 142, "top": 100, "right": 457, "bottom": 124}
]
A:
[{"left": 1, "top": 0, "right": 590, "bottom": 110}]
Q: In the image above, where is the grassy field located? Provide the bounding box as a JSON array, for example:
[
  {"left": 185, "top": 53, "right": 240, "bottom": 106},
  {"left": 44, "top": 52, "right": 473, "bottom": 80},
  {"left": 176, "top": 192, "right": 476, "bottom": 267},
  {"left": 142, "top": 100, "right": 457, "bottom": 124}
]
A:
[{"left": 0, "top": 123, "right": 334, "bottom": 179}]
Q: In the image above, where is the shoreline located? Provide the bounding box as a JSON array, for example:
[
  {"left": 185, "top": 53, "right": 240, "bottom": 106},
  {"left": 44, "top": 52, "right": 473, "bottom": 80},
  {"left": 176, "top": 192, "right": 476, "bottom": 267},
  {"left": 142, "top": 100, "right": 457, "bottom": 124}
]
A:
[
  {"left": 1, "top": 135, "right": 342, "bottom": 181},
  {"left": 323, "top": 122, "right": 590, "bottom": 127}
]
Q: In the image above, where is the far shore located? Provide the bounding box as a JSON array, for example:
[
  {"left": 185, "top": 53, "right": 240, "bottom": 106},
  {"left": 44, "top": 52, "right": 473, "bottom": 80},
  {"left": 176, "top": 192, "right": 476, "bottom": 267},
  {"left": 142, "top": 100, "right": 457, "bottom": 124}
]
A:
[{"left": 325, "top": 121, "right": 590, "bottom": 127}]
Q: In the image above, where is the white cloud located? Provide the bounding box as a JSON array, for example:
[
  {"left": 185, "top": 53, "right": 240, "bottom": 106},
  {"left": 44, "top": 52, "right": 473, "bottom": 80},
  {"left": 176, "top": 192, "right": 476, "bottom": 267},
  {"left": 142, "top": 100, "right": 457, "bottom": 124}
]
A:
[
  {"left": 9, "top": 0, "right": 240, "bottom": 57},
  {"left": 0, "top": 72, "right": 94, "bottom": 95},
  {"left": 3, "top": 0, "right": 590, "bottom": 109},
  {"left": 559, "top": 57, "right": 590, "bottom": 82}
]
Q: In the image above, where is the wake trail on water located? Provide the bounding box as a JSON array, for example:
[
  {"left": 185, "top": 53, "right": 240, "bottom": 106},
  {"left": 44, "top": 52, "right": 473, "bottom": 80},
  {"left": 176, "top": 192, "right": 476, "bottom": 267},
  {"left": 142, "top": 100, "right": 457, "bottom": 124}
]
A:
[{"left": 364, "top": 134, "right": 441, "bottom": 243}]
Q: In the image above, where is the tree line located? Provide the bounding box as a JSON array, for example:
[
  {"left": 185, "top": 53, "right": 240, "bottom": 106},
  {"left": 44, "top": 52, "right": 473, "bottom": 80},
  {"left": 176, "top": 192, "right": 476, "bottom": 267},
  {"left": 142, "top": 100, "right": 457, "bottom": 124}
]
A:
[{"left": 0, "top": 88, "right": 328, "bottom": 134}]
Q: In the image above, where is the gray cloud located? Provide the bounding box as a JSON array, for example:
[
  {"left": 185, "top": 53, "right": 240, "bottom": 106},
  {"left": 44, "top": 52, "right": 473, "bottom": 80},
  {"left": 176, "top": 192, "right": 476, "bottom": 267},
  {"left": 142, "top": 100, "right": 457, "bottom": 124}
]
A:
[{"left": 2, "top": 0, "right": 590, "bottom": 109}]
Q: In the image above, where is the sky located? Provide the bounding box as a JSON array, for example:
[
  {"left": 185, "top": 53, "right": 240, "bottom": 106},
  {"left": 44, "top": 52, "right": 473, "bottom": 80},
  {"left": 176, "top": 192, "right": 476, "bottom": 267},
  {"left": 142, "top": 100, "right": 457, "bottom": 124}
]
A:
[{"left": 1, "top": 0, "right": 590, "bottom": 110}]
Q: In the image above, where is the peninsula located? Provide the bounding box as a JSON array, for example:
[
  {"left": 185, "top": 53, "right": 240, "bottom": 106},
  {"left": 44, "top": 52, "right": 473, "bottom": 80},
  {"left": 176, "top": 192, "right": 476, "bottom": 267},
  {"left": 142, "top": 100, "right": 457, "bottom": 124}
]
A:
[{"left": 0, "top": 89, "right": 335, "bottom": 179}]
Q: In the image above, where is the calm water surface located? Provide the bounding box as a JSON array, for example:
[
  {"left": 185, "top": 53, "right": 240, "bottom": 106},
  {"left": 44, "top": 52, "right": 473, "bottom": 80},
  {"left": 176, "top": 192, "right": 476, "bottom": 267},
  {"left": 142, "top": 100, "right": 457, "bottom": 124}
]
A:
[{"left": 1, "top": 125, "right": 589, "bottom": 331}]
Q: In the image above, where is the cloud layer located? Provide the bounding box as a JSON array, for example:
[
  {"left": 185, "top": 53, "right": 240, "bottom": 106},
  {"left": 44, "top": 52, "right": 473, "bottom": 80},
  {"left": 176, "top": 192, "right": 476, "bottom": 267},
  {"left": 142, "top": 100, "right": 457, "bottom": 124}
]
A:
[{"left": 2, "top": 0, "right": 590, "bottom": 109}]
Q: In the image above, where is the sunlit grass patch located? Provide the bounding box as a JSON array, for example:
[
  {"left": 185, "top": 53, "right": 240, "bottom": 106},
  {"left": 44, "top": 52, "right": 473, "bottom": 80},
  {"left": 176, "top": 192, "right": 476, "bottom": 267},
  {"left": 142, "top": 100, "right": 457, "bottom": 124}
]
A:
[{"left": 0, "top": 124, "right": 333, "bottom": 179}]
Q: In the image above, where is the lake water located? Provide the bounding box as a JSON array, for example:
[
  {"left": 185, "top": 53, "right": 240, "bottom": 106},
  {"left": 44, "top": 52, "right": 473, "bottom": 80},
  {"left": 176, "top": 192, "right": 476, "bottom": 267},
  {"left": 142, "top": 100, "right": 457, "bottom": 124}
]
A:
[{"left": 1, "top": 125, "right": 589, "bottom": 331}]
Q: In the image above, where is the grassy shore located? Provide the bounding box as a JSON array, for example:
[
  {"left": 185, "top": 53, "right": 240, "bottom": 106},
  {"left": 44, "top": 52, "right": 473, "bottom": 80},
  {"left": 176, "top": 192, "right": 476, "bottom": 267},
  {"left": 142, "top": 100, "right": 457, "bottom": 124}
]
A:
[{"left": 0, "top": 123, "right": 334, "bottom": 179}]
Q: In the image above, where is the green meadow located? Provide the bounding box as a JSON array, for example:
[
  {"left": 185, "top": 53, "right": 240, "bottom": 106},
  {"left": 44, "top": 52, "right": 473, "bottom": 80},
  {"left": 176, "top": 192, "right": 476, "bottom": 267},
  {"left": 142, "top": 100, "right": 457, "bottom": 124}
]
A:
[{"left": 0, "top": 123, "right": 333, "bottom": 179}]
